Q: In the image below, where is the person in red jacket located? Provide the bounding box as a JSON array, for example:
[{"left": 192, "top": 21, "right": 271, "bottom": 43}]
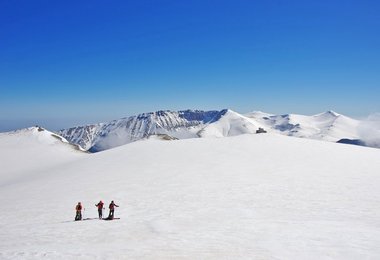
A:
[
  {"left": 107, "top": 200, "right": 119, "bottom": 220},
  {"left": 75, "top": 202, "right": 82, "bottom": 221},
  {"left": 95, "top": 200, "right": 104, "bottom": 219}
]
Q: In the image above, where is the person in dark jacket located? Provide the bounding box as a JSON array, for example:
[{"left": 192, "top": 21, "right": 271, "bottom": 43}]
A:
[
  {"left": 95, "top": 200, "right": 104, "bottom": 219},
  {"left": 107, "top": 200, "right": 119, "bottom": 220},
  {"left": 75, "top": 202, "right": 82, "bottom": 221}
]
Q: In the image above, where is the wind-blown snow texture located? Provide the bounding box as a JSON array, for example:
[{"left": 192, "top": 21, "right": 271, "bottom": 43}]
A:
[
  {"left": 59, "top": 109, "right": 378, "bottom": 152},
  {"left": 1, "top": 128, "right": 380, "bottom": 259}
]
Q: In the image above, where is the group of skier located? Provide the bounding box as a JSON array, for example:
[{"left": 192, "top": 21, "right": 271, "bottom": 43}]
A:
[{"left": 75, "top": 200, "right": 119, "bottom": 221}]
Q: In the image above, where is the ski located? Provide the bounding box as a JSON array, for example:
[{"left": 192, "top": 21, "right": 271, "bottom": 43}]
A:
[
  {"left": 72, "top": 217, "right": 98, "bottom": 222},
  {"left": 102, "top": 217, "right": 120, "bottom": 221}
]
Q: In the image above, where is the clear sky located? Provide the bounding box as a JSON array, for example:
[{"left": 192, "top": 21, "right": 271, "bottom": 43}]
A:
[{"left": 1, "top": 0, "right": 379, "bottom": 131}]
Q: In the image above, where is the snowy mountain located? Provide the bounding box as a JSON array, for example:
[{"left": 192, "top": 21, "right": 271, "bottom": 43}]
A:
[
  {"left": 58, "top": 109, "right": 239, "bottom": 152},
  {"left": 58, "top": 109, "right": 370, "bottom": 152},
  {"left": 1, "top": 131, "right": 380, "bottom": 259},
  {"left": 0, "top": 126, "right": 85, "bottom": 155},
  {"left": 245, "top": 110, "right": 361, "bottom": 142},
  {"left": 0, "top": 126, "right": 85, "bottom": 188},
  {"left": 198, "top": 109, "right": 262, "bottom": 138}
]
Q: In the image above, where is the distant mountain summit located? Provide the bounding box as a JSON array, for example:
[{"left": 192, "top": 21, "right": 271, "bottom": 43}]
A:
[
  {"left": 58, "top": 109, "right": 366, "bottom": 152},
  {"left": 199, "top": 110, "right": 261, "bottom": 138},
  {"left": 59, "top": 110, "right": 230, "bottom": 152},
  {"left": 245, "top": 110, "right": 360, "bottom": 142},
  {"left": 1, "top": 126, "right": 86, "bottom": 152}
]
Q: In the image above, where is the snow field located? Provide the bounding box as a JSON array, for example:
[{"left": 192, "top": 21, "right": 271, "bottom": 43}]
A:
[{"left": 1, "top": 131, "right": 380, "bottom": 259}]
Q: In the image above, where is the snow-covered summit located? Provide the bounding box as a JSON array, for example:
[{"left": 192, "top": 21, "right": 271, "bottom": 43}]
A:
[
  {"left": 57, "top": 109, "right": 373, "bottom": 152},
  {"left": 1, "top": 126, "right": 74, "bottom": 147},
  {"left": 198, "top": 109, "right": 262, "bottom": 137},
  {"left": 245, "top": 110, "right": 360, "bottom": 142},
  {"left": 314, "top": 110, "right": 340, "bottom": 118},
  {"left": 0, "top": 126, "right": 85, "bottom": 188},
  {"left": 59, "top": 109, "right": 228, "bottom": 152}
]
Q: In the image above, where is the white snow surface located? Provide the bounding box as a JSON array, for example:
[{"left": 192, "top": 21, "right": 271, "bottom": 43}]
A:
[
  {"left": 59, "top": 110, "right": 222, "bottom": 151},
  {"left": 59, "top": 109, "right": 374, "bottom": 152},
  {"left": 199, "top": 110, "right": 262, "bottom": 137},
  {"left": 0, "top": 127, "right": 85, "bottom": 188},
  {"left": 1, "top": 129, "right": 380, "bottom": 259},
  {"left": 245, "top": 110, "right": 360, "bottom": 142}
]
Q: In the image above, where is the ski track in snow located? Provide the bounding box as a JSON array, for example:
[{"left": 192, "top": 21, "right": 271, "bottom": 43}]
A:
[{"left": 1, "top": 129, "right": 380, "bottom": 259}]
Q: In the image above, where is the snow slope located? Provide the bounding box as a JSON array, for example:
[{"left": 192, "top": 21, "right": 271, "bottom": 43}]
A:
[
  {"left": 59, "top": 109, "right": 370, "bottom": 152},
  {"left": 245, "top": 110, "right": 360, "bottom": 141},
  {"left": 1, "top": 132, "right": 380, "bottom": 259},
  {"left": 198, "top": 109, "right": 262, "bottom": 137},
  {"left": 0, "top": 127, "right": 85, "bottom": 188},
  {"left": 59, "top": 110, "right": 223, "bottom": 152}
]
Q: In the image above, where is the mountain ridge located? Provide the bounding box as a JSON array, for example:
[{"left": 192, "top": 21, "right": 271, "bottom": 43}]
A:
[
  {"left": 54, "top": 109, "right": 371, "bottom": 152},
  {"left": 60, "top": 109, "right": 228, "bottom": 152}
]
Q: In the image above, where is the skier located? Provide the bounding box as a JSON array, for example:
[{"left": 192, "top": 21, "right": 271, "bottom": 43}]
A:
[
  {"left": 95, "top": 200, "right": 104, "bottom": 219},
  {"left": 75, "top": 202, "right": 82, "bottom": 221},
  {"left": 107, "top": 200, "right": 119, "bottom": 220}
]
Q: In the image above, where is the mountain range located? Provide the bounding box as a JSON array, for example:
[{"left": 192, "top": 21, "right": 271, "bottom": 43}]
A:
[{"left": 57, "top": 109, "right": 369, "bottom": 152}]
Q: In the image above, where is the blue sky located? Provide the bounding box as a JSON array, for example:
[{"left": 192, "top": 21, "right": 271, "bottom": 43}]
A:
[{"left": 1, "top": 0, "right": 379, "bottom": 131}]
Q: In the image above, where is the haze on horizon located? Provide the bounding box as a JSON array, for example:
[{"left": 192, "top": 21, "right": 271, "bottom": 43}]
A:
[{"left": 1, "top": 1, "right": 379, "bottom": 132}]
